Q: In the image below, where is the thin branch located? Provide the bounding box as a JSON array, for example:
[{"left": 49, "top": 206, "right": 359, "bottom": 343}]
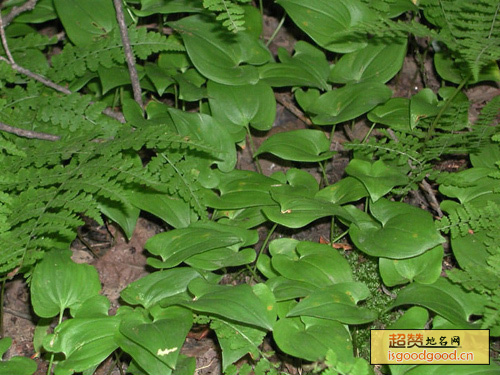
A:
[
  {"left": 0, "top": 12, "right": 126, "bottom": 124},
  {"left": 113, "top": 0, "right": 144, "bottom": 111},
  {"left": 419, "top": 178, "right": 443, "bottom": 218},
  {"left": 0, "top": 121, "right": 61, "bottom": 141},
  {"left": 0, "top": 14, "right": 15, "bottom": 63},
  {"left": 3, "top": 0, "right": 38, "bottom": 26},
  {"left": 275, "top": 92, "right": 312, "bottom": 126}
]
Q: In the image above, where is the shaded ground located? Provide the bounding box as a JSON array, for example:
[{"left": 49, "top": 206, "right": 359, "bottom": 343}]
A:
[{"left": 2, "top": 7, "right": 499, "bottom": 375}]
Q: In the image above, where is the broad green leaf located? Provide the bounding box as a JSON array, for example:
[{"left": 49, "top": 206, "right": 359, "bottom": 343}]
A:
[
  {"left": 379, "top": 245, "right": 443, "bottom": 286},
  {"left": 256, "top": 254, "right": 279, "bottom": 279},
  {"left": 349, "top": 199, "right": 445, "bottom": 258},
  {"left": 215, "top": 207, "right": 269, "bottom": 229},
  {"left": 133, "top": 0, "right": 203, "bottom": 16},
  {"left": 0, "top": 353, "right": 37, "bottom": 375},
  {"left": 14, "top": 0, "right": 57, "bottom": 23},
  {"left": 434, "top": 51, "right": 500, "bottom": 84},
  {"left": 72, "top": 295, "right": 111, "bottom": 318},
  {"left": 259, "top": 42, "right": 330, "bottom": 89},
  {"left": 287, "top": 284, "right": 377, "bottom": 324},
  {"left": 263, "top": 192, "right": 353, "bottom": 228},
  {"left": 185, "top": 247, "right": 256, "bottom": 270},
  {"left": 208, "top": 80, "right": 276, "bottom": 132},
  {"left": 31, "top": 250, "right": 101, "bottom": 318},
  {"left": 276, "top": 0, "right": 376, "bottom": 53},
  {"left": 120, "top": 268, "right": 203, "bottom": 309},
  {"left": 97, "top": 65, "right": 146, "bottom": 95},
  {"left": 172, "top": 355, "right": 196, "bottom": 375},
  {"left": 329, "top": 39, "right": 407, "bottom": 84},
  {"left": 450, "top": 232, "right": 491, "bottom": 272},
  {"left": 168, "top": 108, "right": 236, "bottom": 172},
  {"left": 307, "top": 82, "right": 393, "bottom": 125},
  {"left": 129, "top": 188, "right": 196, "bottom": 229},
  {"left": 53, "top": 0, "right": 117, "bottom": 46},
  {"left": 470, "top": 142, "right": 500, "bottom": 169},
  {"left": 271, "top": 241, "right": 353, "bottom": 288},
  {"left": 169, "top": 14, "right": 269, "bottom": 85},
  {"left": 182, "top": 278, "right": 273, "bottom": 330},
  {"left": 410, "top": 88, "right": 439, "bottom": 129},
  {"left": 0, "top": 337, "right": 37, "bottom": 375},
  {"left": 206, "top": 170, "right": 280, "bottom": 209},
  {"left": 315, "top": 177, "right": 369, "bottom": 204},
  {"left": 255, "top": 129, "right": 334, "bottom": 162},
  {"left": 266, "top": 277, "right": 318, "bottom": 301},
  {"left": 145, "top": 63, "right": 176, "bottom": 96},
  {"left": 286, "top": 168, "right": 319, "bottom": 194},
  {"left": 273, "top": 316, "right": 352, "bottom": 362},
  {"left": 174, "top": 68, "right": 207, "bottom": 101},
  {"left": 97, "top": 196, "right": 139, "bottom": 240},
  {"left": 388, "top": 306, "right": 429, "bottom": 330},
  {"left": 145, "top": 226, "right": 243, "bottom": 269},
  {"left": 345, "top": 159, "right": 408, "bottom": 202},
  {"left": 269, "top": 238, "right": 300, "bottom": 258},
  {"left": 389, "top": 278, "right": 485, "bottom": 326},
  {"left": 119, "top": 307, "right": 192, "bottom": 370},
  {"left": 439, "top": 168, "right": 498, "bottom": 204},
  {"left": 211, "top": 317, "right": 266, "bottom": 371},
  {"left": 367, "top": 97, "right": 410, "bottom": 131},
  {"left": 44, "top": 317, "right": 120, "bottom": 375}
]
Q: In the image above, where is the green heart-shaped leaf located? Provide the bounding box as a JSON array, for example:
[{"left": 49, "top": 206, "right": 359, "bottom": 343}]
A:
[
  {"left": 287, "top": 284, "right": 377, "bottom": 324},
  {"left": 169, "top": 14, "right": 269, "bottom": 85},
  {"left": 273, "top": 316, "right": 352, "bottom": 362},
  {"left": 208, "top": 80, "right": 276, "bottom": 132},
  {"left": 276, "top": 0, "right": 376, "bottom": 53},
  {"left": 329, "top": 39, "right": 407, "bottom": 84},
  {"left": 182, "top": 279, "right": 274, "bottom": 330},
  {"left": 31, "top": 250, "right": 101, "bottom": 318},
  {"left": 44, "top": 317, "right": 120, "bottom": 374},
  {"left": 255, "top": 129, "right": 334, "bottom": 162},
  {"left": 349, "top": 199, "right": 445, "bottom": 258},
  {"left": 379, "top": 245, "right": 443, "bottom": 286},
  {"left": 345, "top": 159, "right": 408, "bottom": 202},
  {"left": 307, "top": 82, "right": 393, "bottom": 125}
]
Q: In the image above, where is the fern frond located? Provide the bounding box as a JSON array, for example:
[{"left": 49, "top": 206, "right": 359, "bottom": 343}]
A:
[
  {"left": 422, "top": 0, "right": 500, "bottom": 80},
  {"left": 203, "top": 0, "right": 251, "bottom": 32},
  {"left": 50, "top": 28, "right": 184, "bottom": 82}
]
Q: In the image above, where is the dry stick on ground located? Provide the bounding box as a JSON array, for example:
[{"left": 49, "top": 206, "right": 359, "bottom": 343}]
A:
[
  {"left": 0, "top": 7, "right": 126, "bottom": 140},
  {"left": 2, "top": 0, "right": 38, "bottom": 26},
  {"left": 113, "top": 0, "right": 144, "bottom": 111},
  {"left": 275, "top": 92, "right": 312, "bottom": 126},
  {"left": 419, "top": 178, "right": 444, "bottom": 218},
  {"left": 0, "top": 122, "right": 61, "bottom": 141}
]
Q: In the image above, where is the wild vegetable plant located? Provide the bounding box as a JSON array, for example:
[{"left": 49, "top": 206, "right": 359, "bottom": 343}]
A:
[{"left": 0, "top": 0, "right": 499, "bottom": 374}]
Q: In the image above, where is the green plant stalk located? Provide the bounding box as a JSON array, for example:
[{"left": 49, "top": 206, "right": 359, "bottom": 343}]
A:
[
  {"left": 362, "top": 122, "right": 377, "bottom": 143},
  {"left": 253, "top": 222, "right": 277, "bottom": 274},
  {"left": 319, "top": 161, "right": 330, "bottom": 186},
  {"left": 425, "top": 75, "right": 470, "bottom": 142},
  {"left": 266, "top": 14, "right": 286, "bottom": 47},
  {"left": 246, "top": 126, "right": 264, "bottom": 174},
  {"left": 46, "top": 310, "right": 65, "bottom": 375}
]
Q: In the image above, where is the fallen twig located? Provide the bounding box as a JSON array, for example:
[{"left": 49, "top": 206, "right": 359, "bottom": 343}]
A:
[
  {"left": 0, "top": 122, "right": 61, "bottom": 141},
  {"left": 113, "top": 0, "right": 144, "bottom": 111},
  {"left": 2, "top": 0, "right": 38, "bottom": 26}
]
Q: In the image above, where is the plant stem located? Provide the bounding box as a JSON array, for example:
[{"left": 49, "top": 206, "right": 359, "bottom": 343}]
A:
[
  {"left": 332, "top": 229, "right": 349, "bottom": 244},
  {"left": 46, "top": 311, "right": 64, "bottom": 375},
  {"left": 319, "top": 161, "right": 329, "bottom": 186},
  {"left": 425, "top": 75, "right": 469, "bottom": 142},
  {"left": 362, "top": 122, "right": 377, "bottom": 143},
  {"left": 266, "top": 14, "right": 286, "bottom": 47},
  {"left": 246, "top": 127, "right": 263, "bottom": 174},
  {"left": 253, "top": 223, "right": 278, "bottom": 273}
]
